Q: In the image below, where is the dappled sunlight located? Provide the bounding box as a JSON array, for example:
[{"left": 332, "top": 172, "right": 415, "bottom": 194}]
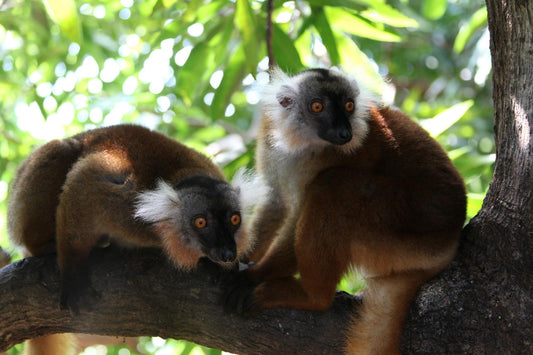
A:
[{"left": 511, "top": 95, "right": 531, "bottom": 151}]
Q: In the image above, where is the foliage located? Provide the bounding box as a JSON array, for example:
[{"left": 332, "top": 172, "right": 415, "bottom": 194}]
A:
[{"left": 0, "top": 0, "right": 492, "bottom": 354}]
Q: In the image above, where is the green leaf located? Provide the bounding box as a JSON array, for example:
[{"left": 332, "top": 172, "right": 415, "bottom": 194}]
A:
[
  {"left": 161, "top": 0, "right": 180, "bottom": 8},
  {"left": 191, "top": 125, "right": 226, "bottom": 144},
  {"left": 422, "top": 0, "right": 447, "bottom": 20},
  {"left": 312, "top": 7, "right": 341, "bottom": 65},
  {"left": 234, "top": 0, "right": 259, "bottom": 74},
  {"left": 178, "top": 0, "right": 204, "bottom": 23},
  {"left": 447, "top": 146, "right": 472, "bottom": 161},
  {"left": 196, "top": 0, "right": 228, "bottom": 24},
  {"left": 177, "top": 43, "right": 214, "bottom": 105},
  {"left": 138, "top": 0, "right": 159, "bottom": 16},
  {"left": 334, "top": 32, "right": 386, "bottom": 92},
  {"left": 273, "top": 24, "right": 305, "bottom": 73},
  {"left": 206, "top": 16, "right": 235, "bottom": 61},
  {"left": 453, "top": 8, "right": 488, "bottom": 54},
  {"left": 211, "top": 45, "right": 246, "bottom": 119},
  {"left": 325, "top": 7, "right": 402, "bottom": 42},
  {"left": 419, "top": 100, "right": 474, "bottom": 137},
  {"left": 359, "top": 1, "right": 419, "bottom": 28},
  {"left": 455, "top": 153, "right": 495, "bottom": 173},
  {"left": 41, "top": 0, "right": 81, "bottom": 43},
  {"left": 467, "top": 192, "right": 485, "bottom": 219},
  {"left": 306, "top": 0, "right": 365, "bottom": 10}
]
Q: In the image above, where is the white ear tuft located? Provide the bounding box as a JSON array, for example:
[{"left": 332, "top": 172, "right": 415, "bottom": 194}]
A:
[
  {"left": 134, "top": 180, "right": 180, "bottom": 223},
  {"left": 231, "top": 168, "right": 270, "bottom": 213},
  {"left": 262, "top": 67, "right": 298, "bottom": 115}
]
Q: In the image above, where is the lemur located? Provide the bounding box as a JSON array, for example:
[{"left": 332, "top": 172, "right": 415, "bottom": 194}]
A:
[
  {"left": 226, "top": 67, "right": 466, "bottom": 354},
  {"left": 8, "top": 124, "right": 257, "bottom": 354}
]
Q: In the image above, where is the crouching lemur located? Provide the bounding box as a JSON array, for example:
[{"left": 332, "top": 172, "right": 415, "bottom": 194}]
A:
[{"left": 8, "top": 124, "right": 256, "bottom": 311}]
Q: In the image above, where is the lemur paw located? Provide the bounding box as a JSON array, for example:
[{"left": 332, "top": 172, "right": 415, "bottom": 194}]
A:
[
  {"left": 60, "top": 271, "right": 101, "bottom": 316},
  {"left": 219, "top": 270, "right": 260, "bottom": 316},
  {"left": 197, "top": 257, "right": 239, "bottom": 284}
]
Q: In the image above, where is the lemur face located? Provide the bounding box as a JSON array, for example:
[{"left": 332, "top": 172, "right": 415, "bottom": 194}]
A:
[
  {"left": 261, "top": 67, "right": 371, "bottom": 154},
  {"left": 295, "top": 69, "right": 358, "bottom": 145},
  {"left": 134, "top": 176, "right": 242, "bottom": 267},
  {"left": 175, "top": 177, "right": 241, "bottom": 265}
]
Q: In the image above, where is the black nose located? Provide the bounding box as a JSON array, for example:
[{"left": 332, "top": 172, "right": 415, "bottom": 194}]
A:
[
  {"left": 218, "top": 248, "right": 236, "bottom": 263},
  {"left": 338, "top": 128, "right": 352, "bottom": 143},
  {"left": 320, "top": 127, "right": 353, "bottom": 146}
]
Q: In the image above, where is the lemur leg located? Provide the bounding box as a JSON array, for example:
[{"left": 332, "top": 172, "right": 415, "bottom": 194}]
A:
[
  {"left": 345, "top": 271, "right": 433, "bottom": 355},
  {"left": 55, "top": 151, "right": 156, "bottom": 311},
  {"left": 223, "top": 211, "right": 300, "bottom": 314},
  {"left": 8, "top": 138, "right": 82, "bottom": 256},
  {"left": 250, "top": 204, "right": 351, "bottom": 310},
  {"left": 246, "top": 190, "right": 287, "bottom": 263},
  {"left": 24, "top": 334, "right": 77, "bottom": 355},
  {"left": 247, "top": 209, "right": 299, "bottom": 282}
]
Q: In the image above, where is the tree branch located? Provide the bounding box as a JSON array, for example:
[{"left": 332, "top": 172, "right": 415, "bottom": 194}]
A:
[
  {"left": 266, "top": 0, "right": 275, "bottom": 70},
  {"left": 2, "top": 230, "right": 532, "bottom": 354},
  {"left": 0, "top": 248, "right": 358, "bottom": 354}
]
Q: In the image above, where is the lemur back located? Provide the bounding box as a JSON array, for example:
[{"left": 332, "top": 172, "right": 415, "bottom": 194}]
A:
[{"left": 8, "top": 125, "right": 224, "bottom": 257}]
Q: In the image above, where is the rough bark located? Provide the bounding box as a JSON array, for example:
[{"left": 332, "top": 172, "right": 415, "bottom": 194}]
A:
[
  {"left": 402, "top": 0, "right": 533, "bottom": 353},
  {"left": 0, "top": 248, "right": 358, "bottom": 354}
]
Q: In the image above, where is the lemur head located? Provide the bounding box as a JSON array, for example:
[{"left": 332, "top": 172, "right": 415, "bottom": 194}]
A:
[
  {"left": 262, "top": 67, "right": 376, "bottom": 153},
  {"left": 134, "top": 175, "right": 249, "bottom": 269}
]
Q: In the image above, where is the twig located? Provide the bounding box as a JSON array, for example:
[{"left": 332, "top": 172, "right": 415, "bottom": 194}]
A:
[{"left": 266, "top": 0, "right": 276, "bottom": 70}]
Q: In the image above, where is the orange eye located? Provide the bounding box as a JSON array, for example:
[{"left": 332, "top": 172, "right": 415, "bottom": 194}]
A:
[
  {"left": 194, "top": 217, "right": 207, "bottom": 229},
  {"left": 345, "top": 101, "right": 354, "bottom": 112},
  {"left": 230, "top": 214, "right": 241, "bottom": 226},
  {"left": 311, "top": 101, "right": 323, "bottom": 113}
]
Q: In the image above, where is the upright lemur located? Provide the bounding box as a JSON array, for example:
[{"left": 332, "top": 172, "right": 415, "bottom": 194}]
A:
[
  {"left": 228, "top": 68, "right": 466, "bottom": 354},
  {"left": 8, "top": 124, "right": 255, "bottom": 353}
]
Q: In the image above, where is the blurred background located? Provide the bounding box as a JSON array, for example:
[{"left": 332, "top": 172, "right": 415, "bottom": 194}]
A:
[{"left": 0, "top": 0, "right": 492, "bottom": 354}]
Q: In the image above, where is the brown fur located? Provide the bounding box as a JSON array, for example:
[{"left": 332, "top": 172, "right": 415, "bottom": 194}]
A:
[
  {"left": 247, "top": 106, "right": 466, "bottom": 354},
  {"left": 8, "top": 124, "right": 243, "bottom": 355},
  {"left": 23, "top": 334, "right": 77, "bottom": 355},
  {"left": 9, "top": 124, "right": 225, "bottom": 260}
]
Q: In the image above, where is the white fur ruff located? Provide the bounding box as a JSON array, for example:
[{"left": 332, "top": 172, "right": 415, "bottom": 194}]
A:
[
  {"left": 134, "top": 180, "right": 180, "bottom": 223},
  {"left": 231, "top": 168, "right": 270, "bottom": 216}
]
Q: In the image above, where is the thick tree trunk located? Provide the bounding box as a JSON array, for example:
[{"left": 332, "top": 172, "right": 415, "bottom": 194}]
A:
[
  {"left": 482, "top": 0, "right": 533, "bottom": 284},
  {"left": 402, "top": 0, "right": 533, "bottom": 353}
]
